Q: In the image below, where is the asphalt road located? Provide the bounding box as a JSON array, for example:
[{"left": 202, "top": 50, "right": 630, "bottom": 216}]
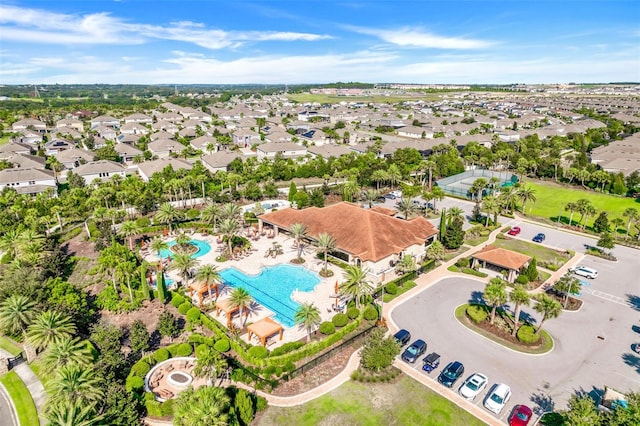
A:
[{"left": 0, "top": 384, "right": 18, "bottom": 426}]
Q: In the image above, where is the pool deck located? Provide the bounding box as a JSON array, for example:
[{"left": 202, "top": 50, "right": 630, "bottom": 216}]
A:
[{"left": 144, "top": 231, "right": 344, "bottom": 348}]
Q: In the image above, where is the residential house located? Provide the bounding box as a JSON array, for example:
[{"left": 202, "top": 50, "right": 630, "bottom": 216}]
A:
[
  {"left": 148, "top": 138, "right": 185, "bottom": 158},
  {"left": 56, "top": 118, "right": 84, "bottom": 132},
  {"left": 44, "top": 139, "right": 75, "bottom": 155},
  {"left": 398, "top": 126, "right": 433, "bottom": 139},
  {"left": 18, "top": 130, "right": 43, "bottom": 145},
  {"left": 90, "top": 115, "right": 120, "bottom": 129},
  {"left": 256, "top": 142, "right": 307, "bottom": 161},
  {"left": 590, "top": 133, "right": 640, "bottom": 176},
  {"left": 123, "top": 113, "right": 153, "bottom": 125},
  {"left": 12, "top": 118, "right": 47, "bottom": 133},
  {"left": 6, "top": 153, "right": 46, "bottom": 170},
  {"left": 307, "top": 144, "right": 352, "bottom": 160},
  {"left": 201, "top": 151, "right": 244, "bottom": 173},
  {"left": 150, "top": 130, "right": 175, "bottom": 141},
  {"left": 93, "top": 125, "right": 118, "bottom": 141},
  {"left": 190, "top": 136, "right": 217, "bottom": 152},
  {"left": 0, "top": 142, "right": 32, "bottom": 159},
  {"left": 114, "top": 143, "right": 143, "bottom": 163},
  {"left": 0, "top": 168, "right": 57, "bottom": 195},
  {"left": 53, "top": 148, "right": 95, "bottom": 170},
  {"left": 120, "top": 123, "right": 150, "bottom": 135},
  {"left": 136, "top": 158, "right": 193, "bottom": 182},
  {"left": 232, "top": 130, "right": 260, "bottom": 148},
  {"left": 73, "top": 160, "right": 127, "bottom": 185}
]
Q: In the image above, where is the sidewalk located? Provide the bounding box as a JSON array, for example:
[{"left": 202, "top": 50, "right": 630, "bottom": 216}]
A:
[{"left": 0, "top": 348, "right": 46, "bottom": 426}]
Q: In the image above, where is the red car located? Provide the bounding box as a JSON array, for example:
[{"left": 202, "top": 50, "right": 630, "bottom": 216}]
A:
[
  {"left": 509, "top": 404, "right": 533, "bottom": 426},
  {"left": 507, "top": 226, "right": 521, "bottom": 236}
]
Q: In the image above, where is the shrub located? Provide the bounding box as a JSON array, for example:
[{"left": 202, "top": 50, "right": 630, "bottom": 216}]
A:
[
  {"left": 346, "top": 307, "right": 359, "bottom": 319},
  {"left": 466, "top": 305, "right": 488, "bottom": 323},
  {"left": 130, "top": 360, "right": 151, "bottom": 377},
  {"left": 270, "top": 341, "right": 304, "bottom": 356},
  {"left": 256, "top": 395, "right": 268, "bottom": 412},
  {"left": 154, "top": 348, "right": 170, "bottom": 363},
  {"left": 515, "top": 274, "right": 529, "bottom": 284},
  {"left": 178, "top": 302, "right": 192, "bottom": 315},
  {"left": 195, "top": 344, "right": 210, "bottom": 358},
  {"left": 318, "top": 321, "right": 336, "bottom": 335},
  {"left": 363, "top": 306, "right": 378, "bottom": 321},
  {"left": 125, "top": 375, "right": 145, "bottom": 393},
  {"left": 166, "top": 343, "right": 181, "bottom": 357},
  {"left": 248, "top": 346, "right": 269, "bottom": 359},
  {"left": 385, "top": 282, "right": 398, "bottom": 295},
  {"left": 214, "top": 339, "right": 230, "bottom": 353},
  {"left": 176, "top": 343, "right": 193, "bottom": 357},
  {"left": 517, "top": 325, "right": 540, "bottom": 344},
  {"left": 332, "top": 313, "right": 349, "bottom": 327},
  {"left": 171, "top": 294, "right": 185, "bottom": 308},
  {"left": 186, "top": 307, "right": 201, "bottom": 322},
  {"left": 455, "top": 257, "right": 470, "bottom": 268}
]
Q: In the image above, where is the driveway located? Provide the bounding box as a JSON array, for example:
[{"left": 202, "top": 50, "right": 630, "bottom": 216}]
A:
[{"left": 0, "top": 384, "right": 18, "bottom": 426}]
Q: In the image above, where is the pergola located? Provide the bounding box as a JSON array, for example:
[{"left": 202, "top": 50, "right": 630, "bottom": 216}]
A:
[
  {"left": 247, "top": 317, "right": 283, "bottom": 347},
  {"left": 215, "top": 298, "right": 245, "bottom": 327},
  {"left": 188, "top": 281, "right": 219, "bottom": 307}
]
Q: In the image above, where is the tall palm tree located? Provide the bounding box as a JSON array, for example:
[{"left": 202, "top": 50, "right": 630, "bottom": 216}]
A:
[
  {"left": 342, "top": 179, "right": 360, "bottom": 202},
  {"left": 0, "top": 229, "right": 21, "bottom": 260},
  {"left": 118, "top": 220, "right": 142, "bottom": 251},
  {"left": 422, "top": 159, "right": 436, "bottom": 190},
  {"left": 574, "top": 198, "right": 591, "bottom": 227},
  {"left": 41, "top": 337, "right": 93, "bottom": 371},
  {"left": 517, "top": 184, "right": 537, "bottom": 214},
  {"left": 483, "top": 278, "right": 507, "bottom": 325},
  {"left": 0, "top": 294, "right": 36, "bottom": 337},
  {"left": 470, "top": 178, "right": 487, "bottom": 201},
  {"left": 154, "top": 202, "right": 181, "bottom": 232},
  {"left": 533, "top": 293, "right": 562, "bottom": 334},
  {"left": 170, "top": 253, "right": 200, "bottom": 288},
  {"left": 553, "top": 272, "right": 582, "bottom": 309},
  {"left": 116, "top": 261, "right": 137, "bottom": 303},
  {"left": 361, "top": 189, "right": 380, "bottom": 208},
  {"left": 623, "top": 207, "right": 638, "bottom": 240},
  {"left": 387, "top": 164, "right": 402, "bottom": 188},
  {"left": 447, "top": 206, "right": 464, "bottom": 221},
  {"left": 565, "top": 202, "right": 578, "bottom": 226},
  {"left": 481, "top": 196, "right": 499, "bottom": 227},
  {"left": 339, "top": 265, "right": 374, "bottom": 309},
  {"left": 581, "top": 204, "right": 597, "bottom": 230},
  {"left": 47, "top": 365, "right": 102, "bottom": 406},
  {"left": 26, "top": 311, "right": 76, "bottom": 351},
  {"left": 430, "top": 186, "right": 445, "bottom": 211},
  {"left": 294, "top": 302, "right": 322, "bottom": 343},
  {"left": 611, "top": 217, "right": 625, "bottom": 236},
  {"left": 218, "top": 218, "right": 241, "bottom": 256},
  {"left": 194, "top": 264, "right": 221, "bottom": 302},
  {"left": 150, "top": 237, "right": 168, "bottom": 257},
  {"left": 498, "top": 186, "right": 520, "bottom": 214},
  {"left": 45, "top": 400, "right": 103, "bottom": 426},
  {"left": 396, "top": 198, "right": 416, "bottom": 220},
  {"left": 289, "top": 223, "right": 308, "bottom": 261},
  {"left": 509, "top": 285, "right": 531, "bottom": 336},
  {"left": 219, "top": 202, "right": 242, "bottom": 222},
  {"left": 228, "top": 287, "right": 253, "bottom": 327},
  {"left": 371, "top": 169, "right": 389, "bottom": 191},
  {"left": 201, "top": 202, "right": 221, "bottom": 232},
  {"left": 315, "top": 232, "right": 337, "bottom": 275},
  {"left": 193, "top": 346, "right": 228, "bottom": 385},
  {"left": 173, "top": 386, "right": 230, "bottom": 426}
]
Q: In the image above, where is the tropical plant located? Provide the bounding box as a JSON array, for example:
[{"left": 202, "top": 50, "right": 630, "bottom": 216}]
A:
[
  {"left": 315, "top": 232, "right": 337, "bottom": 275},
  {"left": 565, "top": 202, "right": 578, "bottom": 226},
  {"left": 170, "top": 253, "right": 200, "bottom": 288},
  {"left": 194, "top": 264, "right": 221, "bottom": 302},
  {"left": 294, "top": 302, "right": 322, "bottom": 343},
  {"left": 201, "top": 202, "right": 221, "bottom": 232},
  {"left": 425, "top": 240, "right": 445, "bottom": 262},
  {"left": 359, "top": 327, "right": 401, "bottom": 372},
  {"left": 228, "top": 287, "right": 253, "bottom": 327},
  {"left": 154, "top": 202, "right": 182, "bottom": 232},
  {"left": 118, "top": 220, "right": 142, "bottom": 251},
  {"left": 26, "top": 310, "right": 76, "bottom": 351},
  {"left": 553, "top": 272, "right": 582, "bottom": 309},
  {"left": 481, "top": 196, "right": 499, "bottom": 226},
  {"left": 339, "top": 265, "right": 374, "bottom": 309},
  {"left": 218, "top": 218, "right": 241, "bottom": 256},
  {"left": 173, "top": 386, "right": 230, "bottom": 426},
  {"left": 47, "top": 365, "right": 102, "bottom": 406},
  {"left": 483, "top": 278, "right": 507, "bottom": 324},
  {"left": 289, "top": 223, "right": 308, "bottom": 261},
  {"left": 396, "top": 197, "right": 416, "bottom": 220},
  {"left": 41, "top": 337, "right": 93, "bottom": 370},
  {"left": 361, "top": 189, "right": 380, "bottom": 208},
  {"left": 498, "top": 186, "right": 520, "bottom": 213},
  {"left": 342, "top": 179, "right": 360, "bottom": 202},
  {"left": 149, "top": 237, "right": 168, "bottom": 256},
  {"left": 447, "top": 206, "right": 464, "bottom": 221},
  {"left": 45, "top": 400, "right": 103, "bottom": 426},
  {"left": 470, "top": 178, "right": 487, "bottom": 201},
  {"left": 193, "top": 347, "right": 228, "bottom": 385},
  {"left": 395, "top": 255, "right": 417, "bottom": 275},
  {"left": 517, "top": 184, "right": 537, "bottom": 214},
  {"left": 0, "top": 294, "right": 36, "bottom": 336},
  {"left": 623, "top": 207, "right": 639, "bottom": 239},
  {"left": 533, "top": 293, "right": 562, "bottom": 333},
  {"left": 219, "top": 202, "right": 242, "bottom": 221},
  {"left": 509, "top": 285, "right": 531, "bottom": 336}
]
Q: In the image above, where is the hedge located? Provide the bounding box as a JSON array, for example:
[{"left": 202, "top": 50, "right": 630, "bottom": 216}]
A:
[
  {"left": 176, "top": 343, "right": 193, "bottom": 357},
  {"left": 319, "top": 321, "right": 336, "bottom": 335},
  {"left": 385, "top": 282, "right": 398, "bottom": 295},
  {"left": 178, "top": 302, "right": 192, "bottom": 315},
  {"left": 130, "top": 360, "right": 151, "bottom": 378},
  {"left": 269, "top": 341, "right": 304, "bottom": 356},
  {"left": 517, "top": 325, "right": 540, "bottom": 344},
  {"left": 214, "top": 339, "right": 231, "bottom": 353},
  {"left": 195, "top": 344, "right": 210, "bottom": 358},
  {"left": 186, "top": 307, "right": 201, "bottom": 322},
  {"left": 145, "top": 399, "right": 174, "bottom": 418},
  {"left": 171, "top": 294, "right": 185, "bottom": 308},
  {"left": 466, "top": 305, "right": 488, "bottom": 323},
  {"left": 166, "top": 343, "right": 182, "bottom": 357},
  {"left": 346, "top": 307, "right": 359, "bottom": 319},
  {"left": 125, "top": 375, "right": 145, "bottom": 393},
  {"left": 247, "top": 346, "right": 269, "bottom": 359},
  {"left": 154, "top": 348, "right": 170, "bottom": 363},
  {"left": 363, "top": 306, "right": 378, "bottom": 321},
  {"left": 515, "top": 275, "right": 529, "bottom": 284},
  {"left": 332, "top": 313, "right": 348, "bottom": 327}
]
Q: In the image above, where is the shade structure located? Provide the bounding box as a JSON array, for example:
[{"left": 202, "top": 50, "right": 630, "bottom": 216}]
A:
[
  {"left": 215, "top": 298, "right": 244, "bottom": 327},
  {"left": 189, "top": 281, "right": 219, "bottom": 307},
  {"left": 247, "top": 317, "right": 283, "bottom": 347}
]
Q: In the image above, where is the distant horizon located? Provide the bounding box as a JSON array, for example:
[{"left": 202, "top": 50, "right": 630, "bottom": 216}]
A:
[{"left": 1, "top": 1, "right": 639, "bottom": 85}]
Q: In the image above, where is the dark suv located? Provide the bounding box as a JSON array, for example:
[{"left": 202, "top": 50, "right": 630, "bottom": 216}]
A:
[
  {"left": 393, "top": 329, "right": 411, "bottom": 347},
  {"left": 438, "top": 361, "right": 465, "bottom": 387},
  {"left": 401, "top": 339, "right": 427, "bottom": 363}
]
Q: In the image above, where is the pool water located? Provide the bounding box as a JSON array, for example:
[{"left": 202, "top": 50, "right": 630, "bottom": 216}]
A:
[
  {"left": 219, "top": 264, "right": 321, "bottom": 327},
  {"left": 159, "top": 239, "right": 211, "bottom": 259}
]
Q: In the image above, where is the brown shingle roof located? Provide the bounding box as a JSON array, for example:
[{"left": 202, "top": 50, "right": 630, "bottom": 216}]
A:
[
  {"left": 260, "top": 202, "right": 437, "bottom": 262},
  {"left": 472, "top": 245, "right": 531, "bottom": 270}
]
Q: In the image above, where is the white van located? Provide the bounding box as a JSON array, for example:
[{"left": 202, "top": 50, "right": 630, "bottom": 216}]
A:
[{"left": 569, "top": 266, "right": 598, "bottom": 279}]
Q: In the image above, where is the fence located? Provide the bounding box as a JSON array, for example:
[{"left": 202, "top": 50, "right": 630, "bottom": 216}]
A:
[
  {"left": 436, "top": 169, "right": 517, "bottom": 199},
  {"left": 7, "top": 352, "right": 25, "bottom": 370}
]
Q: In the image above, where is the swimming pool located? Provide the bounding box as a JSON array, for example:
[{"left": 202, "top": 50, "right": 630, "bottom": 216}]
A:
[
  {"left": 219, "top": 264, "right": 321, "bottom": 327},
  {"left": 159, "top": 239, "right": 211, "bottom": 259}
]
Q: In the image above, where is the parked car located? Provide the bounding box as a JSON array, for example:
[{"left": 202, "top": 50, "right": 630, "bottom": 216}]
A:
[
  {"left": 532, "top": 233, "right": 545, "bottom": 243},
  {"left": 384, "top": 193, "right": 397, "bottom": 200},
  {"left": 421, "top": 352, "right": 441, "bottom": 373},
  {"left": 568, "top": 266, "right": 598, "bottom": 279},
  {"left": 508, "top": 404, "right": 533, "bottom": 426},
  {"left": 458, "top": 373, "right": 488, "bottom": 400},
  {"left": 393, "top": 329, "right": 411, "bottom": 347},
  {"left": 632, "top": 343, "right": 640, "bottom": 354},
  {"left": 484, "top": 383, "right": 512, "bottom": 414},
  {"left": 401, "top": 339, "right": 427, "bottom": 363},
  {"left": 438, "top": 361, "right": 465, "bottom": 388},
  {"left": 507, "top": 226, "right": 521, "bottom": 236}
]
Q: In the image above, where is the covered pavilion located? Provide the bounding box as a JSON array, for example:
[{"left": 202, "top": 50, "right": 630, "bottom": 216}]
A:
[
  {"left": 189, "top": 281, "right": 219, "bottom": 307},
  {"left": 247, "top": 317, "right": 284, "bottom": 347},
  {"left": 215, "top": 298, "right": 246, "bottom": 327}
]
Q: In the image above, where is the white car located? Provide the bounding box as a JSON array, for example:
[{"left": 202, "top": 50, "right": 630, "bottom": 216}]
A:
[
  {"left": 458, "top": 373, "right": 488, "bottom": 400},
  {"left": 569, "top": 266, "right": 598, "bottom": 279},
  {"left": 484, "top": 383, "right": 511, "bottom": 414}
]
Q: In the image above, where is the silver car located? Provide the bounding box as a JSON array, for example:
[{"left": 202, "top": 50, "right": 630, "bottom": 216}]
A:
[{"left": 459, "top": 373, "right": 488, "bottom": 400}]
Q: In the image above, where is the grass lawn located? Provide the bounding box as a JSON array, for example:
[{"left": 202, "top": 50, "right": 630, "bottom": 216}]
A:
[
  {"left": 287, "top": 93, "right": 442, "bottom": 104},
  {"left": 443, "top": 246, "right": 470, "bottom": 262},
  {"left": 0, "top": 337, "right": 22, "bottom": 357},
  {"left": 383, "top": 281, "right": 417, "bottom": 303},
  {"left": 526, "top": 181, "right": 640, "bottom": 229},
  {"left": 257, "top": 376, "right": 485, "bottom": 426},
  {"left": 0, "top": 135, "right": 11, "bottom": 146},
  {"left": 492, "top": 237, "right": 571, "bottom": 268},
  {"left": 0, "top": 371, "right": 39, "bottom": 426}
]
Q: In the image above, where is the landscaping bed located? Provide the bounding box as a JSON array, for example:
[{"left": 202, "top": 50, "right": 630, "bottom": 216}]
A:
[{"left": 544, "top": 289, "right": 583, "bottom": 311}]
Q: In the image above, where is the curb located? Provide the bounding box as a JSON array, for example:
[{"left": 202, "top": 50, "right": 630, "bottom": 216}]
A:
[{"left": 0, "top": 382, "right": 19, "bottom": 426}]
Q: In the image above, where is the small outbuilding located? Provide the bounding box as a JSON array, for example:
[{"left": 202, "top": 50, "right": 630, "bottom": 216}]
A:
[
  {"left": 247, "top": 317, "right": 283, "bottom": 347},
  {"left": 471, "top": 245, "right": 531, "bottom": 283}
]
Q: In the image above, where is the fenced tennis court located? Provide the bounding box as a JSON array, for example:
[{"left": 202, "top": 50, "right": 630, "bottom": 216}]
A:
[{"left": 435, "top": 169, "right": 517, "bottom": 199}]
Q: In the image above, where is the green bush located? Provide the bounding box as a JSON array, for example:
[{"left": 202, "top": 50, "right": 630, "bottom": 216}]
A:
[
  {"left": 269, "top": 341, "right": 304, "bottom": 356},
  {"left": 456, "top": 257, "right": 470, "bottom": 268},
  {"left": 195, "top": 344, "right": 210, "bottom": 358},
  {"left": 332, "top": 313, "right": 349, "bottom": 327},
  {"left": 466, "top": 305, "right": 488, "bottom": 323},
  {"left": 363, "top": 306, "right": 378, "bottom": 321},
  {"left": 125, "top": 375, "right": 145, "bottom": 393},
  {"left": 186, "top": 307, "right": 201, "bottom": 322},
  {"left": 166, "top": 343, "right": 181, "bottom": 357},
  {"left": 214, "top": 339, "right": 230, "bottom": 352},
  {"left": 385, "top": 282, "right": 398, "bottom": 295},
  {"left": 154, "top": 348, "right": 170, "bottom": 363},
  {"left": 516, "top": 325, "right": 540, "bottom": 344},
  {"left": 515, "top": 274, "right": 529, "bottom": 284},
  {"left": 171, "top": 294, "right": 185, "bottom": 308},
  {"left": 247, "top": 346, "right": 269, "bottom": 359},
  {"left": 346, "top": 307, "right": 359, "bottom": 319},
  {"left": 178, "top": 302, "right": 192, "bottom": 315},
  {"left": 318, "top": 321, "right": 336, "bottom": 335},
  {"left": 130, "top": 360, "right": 151, "bottom": 378},
  {"left": 176, "top": 343, "right": 193, "bottom": 357}
]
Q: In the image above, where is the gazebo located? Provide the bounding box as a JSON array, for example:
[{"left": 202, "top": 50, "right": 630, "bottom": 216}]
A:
[
  {"left": 215, "top": 298, "right": 245, "bottom": 327},
  {"left": 189, "top": 281, "right": 219, "bottom": 307},
  {"left": 247, "top": 317, "right": 283, "bottom": 347}
]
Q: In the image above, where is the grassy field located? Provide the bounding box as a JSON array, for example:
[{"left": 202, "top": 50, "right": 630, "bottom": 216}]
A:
[
  {"left": 257, "top": 377, "right": 485, "bottom": 426},
  {"left": 527, "top": 181, "right": 640, "bottom": 229},
  {"left": 0, "top": 337, "right": 21, "bottom": 357},
  {"left": 287, "top": 93, "right": 442, "bottom": 104},
  {"left": 0, "top": 371, "right": 39, "bottom": 426}
]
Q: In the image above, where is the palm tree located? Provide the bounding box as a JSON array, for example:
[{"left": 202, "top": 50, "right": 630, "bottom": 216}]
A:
[
  {"left": 342, "top": 179, "right": 360, "bottom": 202},
  {"left": 581, "top": 204, "right": 597, "bottom": 230},
  {"left": 623, "top": 208, "right": 639, "bottom": 240},
  {"left": 481, "top": 196, "right": 499, "bottom": 227},
  {"left": 118, "top": 220, "right": 142, "bottom": 251},
  {"left": 387, "top": 164, "right": 402, "bottom": 188},
  {"left": 218, "top": 218, "right": 241, "bottom": 256},
  {"left": 48, "top": 365, "right": 102, "bottom": 406},
  {"left": 41, "top": 337, "right": 93, "bottom": 371},
  {"left": 289, "top": 223, "right": 308, "bottom": 261},
  {"left": 116, "top": 261, "right": 137, "bottom": 303},
  {"left": 430, "top": 186, "right": 445, "bottom": 211},
  {"left": 173, "top": 386, "right": 230, "bottom": 426},
  {"left": 565, "top": 202, "right": 578, "bottom": 226},
  {"left": 371, "top": 169, "right": 389, "bottom": 191},
  {"left": 470, "top": 178, "right": 487, "bottom": 201},
  {"left": 154, "top": 202, "right": 181, "bottom": 232},
  {"left": 611, "top": 217, "right": 625, "bottom": 236},
  {"left": 509, "top": 285, "right": 531, "bottom": 336},
  {"left": 294, "top": 302, "right": 322, "bottom": 343},
  {"left": 533, "top": 293, "right": 562, "bottom": 334},
  {"left": 339, "top": 264, "right": 374, "bottom": 309},
  {"left": 228, "top": 287, "right": 253, "bottom": 327},
  {"left": 315, "top": 232, "right": 337, "bottom": 275},
  {"left": 361, "top": 189, "right": 380, "bottom": 208},
  {"left": 447, "top": 206, "right": 464, "bottom": 221},
  {"left": 201, "top": 202, "right": 221, "bottom": 232},
  {"left": 45, "top": 400, "right": 103, "bottom": 426},
  {"left": 194, "top": 264, "right": 221, "bottom": 302},
  {"left": 517, "top": 184, "right": 537, "bottom": 214},
  {"left": 219, "top": 202, "right": 242, "bottom": 222},
  {"left": 0, "top": 229, "right": 21, "bottom": 260},
  {"left": 574, "top": 198, "right": 591, "bottom": 227},
  {"left": 396, "top": 198, "right": 416, "bottom": 220},
  {"left": 26, "top": 311, "right": 76, "bottom": 351},
  {"left": 422, "top": 159, "right": 437, "bottom": 190},
  {"left": 170, "top": 253, "right": 200, "bottom": 288},
  {"left": 483, "top": 278, "right": 507, "bottom": 325},
  {"left": 193, "top": 347, "right": 228, "bottom": 385},
  {"left": 553, "top": 272, "right": 582, "bottom": 309},
  {"left": 0, "top": 294, "right": 36, "bottom": 337},
  {"left": 150, "top": 237, "right": 168, "bottom": 256},
  {"left": 498, "top": 186, "right": 520, "bottom": 214},
  {"left": 425, "top": 240, "right": 445, "bottom": 262}
]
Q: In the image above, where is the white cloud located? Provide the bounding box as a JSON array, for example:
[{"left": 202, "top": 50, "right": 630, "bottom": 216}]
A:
[{"left": 349, "top": 26, "right": 495, "bottom": 49}]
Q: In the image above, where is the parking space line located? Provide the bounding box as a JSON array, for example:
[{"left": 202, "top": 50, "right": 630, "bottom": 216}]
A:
[{"left": 581, "top": 288, "right": 631, "bottom": 307}]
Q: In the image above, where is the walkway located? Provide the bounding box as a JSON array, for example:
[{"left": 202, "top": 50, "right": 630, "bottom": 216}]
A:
[{"left": 0, "top": 348, "right": 46, "bottom": 426}]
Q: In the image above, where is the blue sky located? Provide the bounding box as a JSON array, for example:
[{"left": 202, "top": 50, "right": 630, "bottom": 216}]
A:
[{"left": 1, "top": 0, "right": 638, "bottom": 85}]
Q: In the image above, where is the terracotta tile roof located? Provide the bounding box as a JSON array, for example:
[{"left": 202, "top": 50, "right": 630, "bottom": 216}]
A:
[
  {"left": 472, "top": 245, "right": 531, "bottom": 270},
  {"left": 259, "top": 202, "right": 438, "bottom": 262},
  {"left": 369, "top": 206, "right": 396, "bottom": 216}
]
